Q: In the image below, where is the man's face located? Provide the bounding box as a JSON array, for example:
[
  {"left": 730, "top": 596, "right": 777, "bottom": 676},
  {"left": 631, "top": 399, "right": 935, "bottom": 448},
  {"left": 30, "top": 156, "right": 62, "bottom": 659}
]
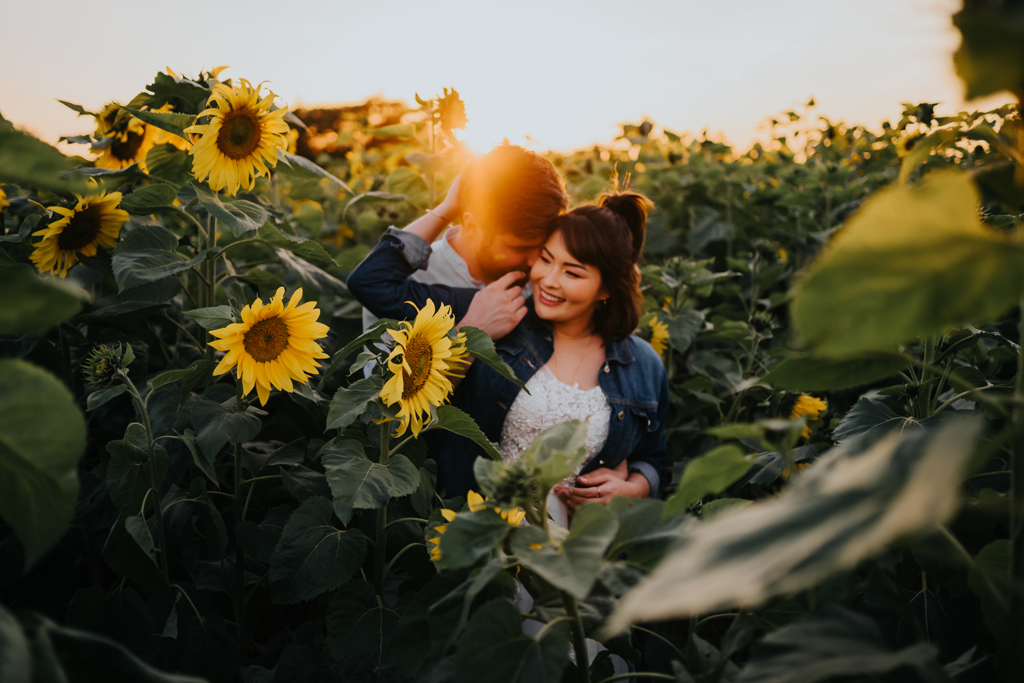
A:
[{"left": 471, "top": 229, "right": 548, "bottom": 284}]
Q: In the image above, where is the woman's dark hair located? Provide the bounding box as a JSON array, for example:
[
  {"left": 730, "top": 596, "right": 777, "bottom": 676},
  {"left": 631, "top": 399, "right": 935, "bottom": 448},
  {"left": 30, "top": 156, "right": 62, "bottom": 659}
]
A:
[{"left": 552, "top": 191, "right": 653, "bottom": 343}]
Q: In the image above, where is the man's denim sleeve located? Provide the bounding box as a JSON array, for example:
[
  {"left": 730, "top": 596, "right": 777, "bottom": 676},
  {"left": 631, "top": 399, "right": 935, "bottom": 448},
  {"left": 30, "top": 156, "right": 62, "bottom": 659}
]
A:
[
  {"left": 628, "top": 461, "right": 660, "bottom": 499},
  {"left": 347, "top": 228, "right": 478, "bottom": 322}
]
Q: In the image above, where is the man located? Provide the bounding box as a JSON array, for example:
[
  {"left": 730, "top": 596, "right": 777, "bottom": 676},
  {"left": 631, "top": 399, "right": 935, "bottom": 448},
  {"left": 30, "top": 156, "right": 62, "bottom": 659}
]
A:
[{"left": 352, "top": 144, "right": 568, "bottom": 337}]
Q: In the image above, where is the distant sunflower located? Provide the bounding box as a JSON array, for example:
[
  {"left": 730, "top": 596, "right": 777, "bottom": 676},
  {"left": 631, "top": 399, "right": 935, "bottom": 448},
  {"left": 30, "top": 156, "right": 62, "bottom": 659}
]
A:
[
  {"left": 0, "top": 188, "right": 9, "bottom": 212},
  {"left": 648, "top": 317, "right": 670, "bottom": 358},
  {"left": 93, "top": 112, "right": 157, "bottom": 172},
  {"left": 428, "top": 491, "right": 525, "bottom": 562},
  {"left": 380, "top": 300, "right": 469, "bottom": 437},
  {"left": 95, "top": 102, "right": 123, "bottom": 137},
  {"left": 437, "top": 87, "right": 468, "bottom": 132},
  {"left": 185, "top": 78, "right": 290, "bottom": 196},
  {"left": 31, "top": 190, "right": 128, "bottom": 278},
  {"left": 209, "top": 287, "right": 330, "bottom": 406},
  {"left": 789, "top": 394, "right": 827, "bottom": 439}
]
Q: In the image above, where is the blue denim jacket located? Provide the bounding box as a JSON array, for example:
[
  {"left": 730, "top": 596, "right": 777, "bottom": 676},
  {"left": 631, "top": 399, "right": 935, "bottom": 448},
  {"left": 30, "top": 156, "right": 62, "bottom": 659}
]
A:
[{"left": 347, "top": 229, "right": 668, "bottom": 498}]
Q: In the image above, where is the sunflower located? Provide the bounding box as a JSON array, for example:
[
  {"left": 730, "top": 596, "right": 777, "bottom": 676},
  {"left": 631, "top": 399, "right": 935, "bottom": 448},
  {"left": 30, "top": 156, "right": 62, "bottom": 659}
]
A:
[
  {"left": 437, "top": 87, "right": 468, "bottom": 132},
  {"left": 789, "top": 394, "right": 827, "bottom": 439},
  {"left": 428, "top": 491, "right": 525, "bottom": 562},
  {"left": 93, "top": 112, "right": 157, "bottom": 172},
  {"left": 379, "top": 300, "right": 470, "bottom": 437},
  {"left": 0, "top": 188, "right": 9, "bottom": 212},
  {"left": 94, "top": 102, "right": 123, "bottom": 137},
  {"left": 31, "top": 190, "right": 128, "bottom": 278},
  {"left": 648, "top": 317, "right": 670, "bottom": 358},
  {"left": 185, "top": 78, "right": 290, "bottom": 196},
  {"left": 208, "top": 287, "right": 330, "bottom": 406}
]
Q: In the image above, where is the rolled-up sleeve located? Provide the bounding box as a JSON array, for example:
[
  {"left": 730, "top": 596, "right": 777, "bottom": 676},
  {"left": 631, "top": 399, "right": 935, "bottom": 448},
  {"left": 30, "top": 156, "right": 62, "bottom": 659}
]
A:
[
  {"left": 628, "top": 371, "right": 669, "bottom": 498},
  {"left": 347, "top": 228, "right": 478, "bottom": 322}
]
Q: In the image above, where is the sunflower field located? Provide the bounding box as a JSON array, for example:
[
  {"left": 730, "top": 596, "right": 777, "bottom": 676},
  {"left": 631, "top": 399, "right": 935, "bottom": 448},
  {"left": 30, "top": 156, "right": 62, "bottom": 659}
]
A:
[{"left": 2, "top": 2, "right": 1024, "bottom": 682}]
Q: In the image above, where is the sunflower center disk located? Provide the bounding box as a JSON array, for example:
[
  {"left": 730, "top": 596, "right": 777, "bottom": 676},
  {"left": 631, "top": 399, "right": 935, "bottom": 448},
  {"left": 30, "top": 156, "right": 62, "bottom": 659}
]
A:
[
  {"left": 401, "top": 335, "right": 434, "bottom": 399},
  {"left": 217, "top": 110, "right": 262, "bottom": 160},
  {"left": 111, "top": 129, "right": 145, "bottom": 162},
  {"left": 243, "top": 317, "right": 289, "bottom": 363},
  {"left": 56, "top": 204, "right": 104, "bottom": 251}
]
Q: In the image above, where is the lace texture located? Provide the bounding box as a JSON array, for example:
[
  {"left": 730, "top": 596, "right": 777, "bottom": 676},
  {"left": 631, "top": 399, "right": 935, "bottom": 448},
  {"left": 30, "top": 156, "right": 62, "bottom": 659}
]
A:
[{"left": 499, "top": 365, "right": 610, "bottom": 474}]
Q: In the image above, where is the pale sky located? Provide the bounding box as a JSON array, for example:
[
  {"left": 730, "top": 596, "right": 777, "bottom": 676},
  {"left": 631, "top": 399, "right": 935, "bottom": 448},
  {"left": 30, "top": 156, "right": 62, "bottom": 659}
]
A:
[{"left": 0, "top": 0, "right": 1014, "bottom": 155}]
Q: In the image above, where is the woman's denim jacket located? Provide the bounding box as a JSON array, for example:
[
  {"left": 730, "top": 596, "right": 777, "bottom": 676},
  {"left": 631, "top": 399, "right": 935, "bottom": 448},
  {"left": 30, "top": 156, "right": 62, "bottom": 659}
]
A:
[{"left": 348, "top": 228, "right": 669, "bottom": 498}]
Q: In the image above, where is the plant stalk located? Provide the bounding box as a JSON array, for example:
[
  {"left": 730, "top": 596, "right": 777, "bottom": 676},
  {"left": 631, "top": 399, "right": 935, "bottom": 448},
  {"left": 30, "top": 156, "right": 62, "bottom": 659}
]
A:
[
  {"left": 123, "top": 374, "right": 169, "bottom": 581},
  {"left": 560, "top": 590, "right": 590, "bottom": 683},
  {"left": 374, "top": 426, "right": 391, "bottom": 596},
  {"left": 1010, "top": 298, "right": 1024, "bottom": 670},
  {"left": 233, "top": 379, "right": 247, "bottom": 662}
]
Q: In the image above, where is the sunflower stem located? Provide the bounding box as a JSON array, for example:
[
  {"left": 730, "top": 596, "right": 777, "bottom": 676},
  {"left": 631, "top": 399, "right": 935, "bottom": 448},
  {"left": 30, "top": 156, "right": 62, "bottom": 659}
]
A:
[
  {"left": 1010, "top": 297, "right": 1024, "bottom": 670},
  {"left": 123, "top": 373, "right": 170, "bottom": 581},
  {"left": 233, "top": 378, "right": 248, "bottom": 663},
  {"left": 374, "top": 427, "right": 391, "bottom": 597},
  {"left": 560, "top": 590, "right": 590, "bottom": 683},
  {"left": 203, "top": 216, "right": 218, "bottom": 360}
]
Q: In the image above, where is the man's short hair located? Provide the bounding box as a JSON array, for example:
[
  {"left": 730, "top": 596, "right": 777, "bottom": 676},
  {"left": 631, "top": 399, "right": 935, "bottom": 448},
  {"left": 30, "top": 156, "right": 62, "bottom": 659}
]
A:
[{"left": 457, "top": 144, "right": 568, "bottom": 240}]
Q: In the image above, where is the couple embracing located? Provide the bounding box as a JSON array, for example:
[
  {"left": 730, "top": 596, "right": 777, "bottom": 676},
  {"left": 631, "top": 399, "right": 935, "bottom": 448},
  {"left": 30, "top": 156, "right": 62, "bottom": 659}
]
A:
[{"left": 348, "top": 144, "right": 669, "bottom": 527}]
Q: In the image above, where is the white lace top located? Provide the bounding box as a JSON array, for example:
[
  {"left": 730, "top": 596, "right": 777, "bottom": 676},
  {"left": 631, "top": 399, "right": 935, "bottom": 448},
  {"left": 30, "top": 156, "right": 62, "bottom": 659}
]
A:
[{"left": 499, "top": 365, "right": 611, "bottom": 473}]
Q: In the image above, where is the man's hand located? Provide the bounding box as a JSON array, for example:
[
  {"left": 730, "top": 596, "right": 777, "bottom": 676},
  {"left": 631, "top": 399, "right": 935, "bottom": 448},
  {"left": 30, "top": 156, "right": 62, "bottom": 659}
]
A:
[
  {"left": 458, "top": 271, "right": 527, "bottom": 340},
  {"left": 434, "top": 174, "right": 462, "bottom": 222}
]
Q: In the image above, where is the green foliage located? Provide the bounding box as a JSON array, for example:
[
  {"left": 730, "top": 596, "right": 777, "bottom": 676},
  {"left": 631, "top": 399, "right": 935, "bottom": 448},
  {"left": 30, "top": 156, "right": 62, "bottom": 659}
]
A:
[
  {"left": 0, "top": 265, "right": 84, "bottom": 336},
  {"left": 663, "top": 444, "right": 753, "bottom": 516}
]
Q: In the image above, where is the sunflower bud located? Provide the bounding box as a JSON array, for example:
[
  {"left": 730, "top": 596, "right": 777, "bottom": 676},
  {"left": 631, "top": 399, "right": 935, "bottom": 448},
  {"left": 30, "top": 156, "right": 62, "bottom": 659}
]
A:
[{"left": 82, "top": 345, "right": 122, "bottom": 386}]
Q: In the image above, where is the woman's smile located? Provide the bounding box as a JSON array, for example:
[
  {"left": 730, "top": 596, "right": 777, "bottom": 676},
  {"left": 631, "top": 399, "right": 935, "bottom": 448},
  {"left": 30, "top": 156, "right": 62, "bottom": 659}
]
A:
[{"left": 537, "top": 288, "right": 566, "bottom": 306}]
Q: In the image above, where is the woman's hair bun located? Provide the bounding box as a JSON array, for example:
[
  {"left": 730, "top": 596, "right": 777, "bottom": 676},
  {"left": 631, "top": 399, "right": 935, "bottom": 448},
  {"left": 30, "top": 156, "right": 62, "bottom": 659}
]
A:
[{"left": 598, "top": 191, "right": 653, "bottom": 263}]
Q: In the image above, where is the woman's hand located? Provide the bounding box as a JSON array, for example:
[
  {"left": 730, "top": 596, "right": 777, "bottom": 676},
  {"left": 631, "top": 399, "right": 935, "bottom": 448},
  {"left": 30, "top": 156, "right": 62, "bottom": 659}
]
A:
[{"left": 553, "top": 460, "right": 648, "bottom": 511}]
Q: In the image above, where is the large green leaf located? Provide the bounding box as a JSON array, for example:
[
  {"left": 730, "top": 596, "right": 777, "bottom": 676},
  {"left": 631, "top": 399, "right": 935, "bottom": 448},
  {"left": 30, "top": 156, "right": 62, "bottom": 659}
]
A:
[
  {"left": 111, "top": 224, "right": 216, "bottom": 291},
  {"left": 953, "top": 2, "right": 1024, "bottom": 100},
  {"left": 791, "top": 171, "right": 1024, "bottom": 357},
  {"left": 0, "top": 118, "right": 90, "bottom": 194},
  {"left": 663, "top": 444, "right": 753, "bottom": 517},
  {"left": 435, "top": 509, "right": 513, "bottom": 570},
  {"left": 460, "top": 326, "right": 525, "bottom": 391},
  {"left": 426, "top": 404, "right": 503, "bottom": 461},
  {"left": 737, "top": 605, "right": 945, "bottom": 683},
  {"left": 386, "top": 167, "right": 429, "bottom": 208},
  {"left": 0, "top": 265, "right": 85, "bottom": 336},
  {"left": 257, "top": 222, "right": 337, "bottom": 267},
  {"left": 454, "top": 600, "right": 570, "bottom": 683},
  {"left": 325, "top": 580, "right": 399, "bottom": 678},
  {"left": 326, "top": 376, "right": 383, "bottom": 430},
  {"left": 145, "top": 144, "right": 193, "bottom": 187},
  {"left": 763, "top": 353, "right": 909, "bottom": 392},
  {"left": 322, "top": 440, "right": 418, "bottom": 524},
  {"left": 269, "top": 496, "right": 367, "bottom": 604},
  {"left": 0, "top": 359, "right": 85, "bottom": 569},
  {"left": 191, "top": 395, "right": 262, "bottom": 461},
  {"left": 119, "top": 184, "right": 177, "bottom": 215},
  {"left": 510, "top": 502, "right": 620, "bottom": 599},
  {"left": 275, "top": 150, "right": 352, "bottom": 193},
  {"left": 666, "top": 308, "right": 706, "bottom": 354},
  {"left": 606, "top": 418, "right": 982, "bottom": 631},
  {"left": 102, "top": 514, "right": 167, "bottom": 593},
  {"left": 317, "top": 317, "right": 399, "bottom": 390},
  {"left": 192, "top": 183, "right": 268, "bottom": 237},
  {"left": 106, "top": 423, "right": 169, "bottom": 515},
  {"left": 122, "top": 107, "right": 196, "bottom": 142},
  {"left": 141, "top": 71, "right": 211, "bottom": 112},
  {"left": 183, "top": 305, "right": 234, "bottom": 331},
  {"left": 967, "top": 539, "right": 1010, "bottom": 644},
  {"left": 276, "top": 248, "right": 347, "bottom": 295}
]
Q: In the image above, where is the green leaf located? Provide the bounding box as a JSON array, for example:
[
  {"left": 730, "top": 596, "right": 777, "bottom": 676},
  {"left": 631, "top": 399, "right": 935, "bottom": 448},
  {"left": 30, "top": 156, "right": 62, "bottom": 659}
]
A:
[
  {"left": 967, "top": 539, "right": 1010, "bottom": 643},
  {"left": 739, "top": 605, "right": 946, "bottom": 682},
  {"left": 58, "top": 100, "right": 93, "bottom": 116},
  {"left": 121, "top": 107, "right": 196, "bottom": 142},
  {"left": 386, "top": 455, "right": 422, "bottom": 498},
  {"left": 435, "top": 508, "right": 512, "bottom": 570},
  {"left": 832, "top": 398, "right": 897, "bottom": 444},
  {"left": 111, "top": 224, "right": 216, "bottom": 291},
  {"left": 322, "top": 440, "right": 395, "bottom": 524},
  {"left": 142, "top": 71, "right": 211, "bottom": 112},
  {"left": 120, "top": 343, "right": 135, "bottom": 368},
  {"left": 325, "top": 580, "right": 399, "bottom": 678},
  {"left": 326, "top": 376, "right": 383, "bottom": 430},
  {"left": 106, "top": 423, "right": 169, "bottom": 515},
  {"left": 454, "top": 600, "right": 570, "bottom": 683},
  {"left": 373, "top": 124, "right": 416, "bottom": 139},
  {"left": 460, "top": 326, "right": 525, "bottom": 391},
  {"left": 275, "top": 150, "right": 352, "bottom": 193},
  {"left": 124, "top": 514, "right": 157, "bottom": 565},
  {"left": 183, "top": 305, "right": 234, "bottom": 330},
  {"left": 898, "top": 128, "right": 959, "bottom": 184},
  {"left": 149, "top": 359, "right": 217, "bottom": 396},
  {"left": 953, "top": 4, "right": 1024, "bottom": 100},
  {"left": 102, "top": 514, "right": 168, "bottom": 593},
  {"left": 120, "top": 185, "right": 177, "bottom": 215},
  {"left": 0, "top": 119, "right": 91, "bottom": 194},
  {"left": 386, "top": 167, "right": 429, "bottom": 208},
  {"left": 0, "top": 265, "right": 85, "bottom": 336},
  {"left": 763, "top": 353, "right": 909, "bottom": 392},
  {"left": 191, "top": 396, "right": 262, "bottom": 461},
  {"left": 427, "top": 405, "right": 502, "bottom": 461},
  {"left": 510, "top": 502, "right": 620, "bottom": 599},
  {"left": 666, "top": 308, "right": 705, "bottom": 354},
  {"left": 86, "top": 384, "right": 128, "bottom": 411},
  {"left": 236, "top": 268, "right": 284, "bottom": 297},
  {"left": 176, "top": 429, "right": 218, "bottom": 487},
  {"left": 145, "top": 144, "right": 193, "bottom": 187},
  {"left": 0, "top": 359, "right": 86, "bottom": 569},
  {"left": 792, "top": 171, "right": 1024, "bottom": 358},
  {"left": 606, "top": 418, "right": 983, "bottom": 631},
  {"left": 269, "top": 496, "right": 367, "bottom": 604},
  {"left": 256, "top": 223, "right": 337, "bottom": 267},
  {"left": 664, "top": 445, "right": 753, "bottom": 517},
  {"left": 700, "top": 498, "right": 752, "bottom": 520},
  {"left": 192, "top": 183, "right": 268, "bottom": 237}
]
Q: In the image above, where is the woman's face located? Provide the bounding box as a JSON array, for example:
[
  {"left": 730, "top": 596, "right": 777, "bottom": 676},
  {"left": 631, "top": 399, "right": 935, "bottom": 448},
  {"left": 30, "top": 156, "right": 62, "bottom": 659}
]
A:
[{"left": 530, "top": 230, "right": 606, "bottom": 326}]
